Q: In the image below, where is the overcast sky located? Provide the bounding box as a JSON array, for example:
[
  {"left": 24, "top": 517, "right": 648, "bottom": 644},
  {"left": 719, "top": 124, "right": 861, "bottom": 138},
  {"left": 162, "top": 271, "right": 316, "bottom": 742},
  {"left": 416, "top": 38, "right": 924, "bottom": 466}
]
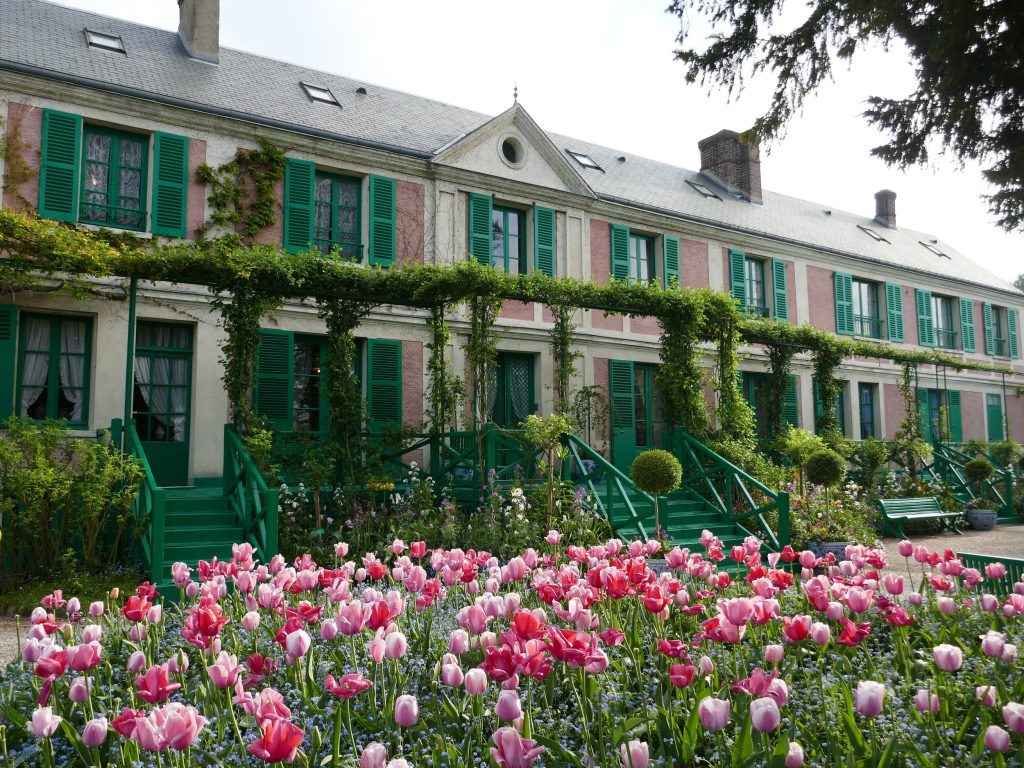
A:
[{"left": 51, "top": 0, "right": 1024, "bottom": 287}]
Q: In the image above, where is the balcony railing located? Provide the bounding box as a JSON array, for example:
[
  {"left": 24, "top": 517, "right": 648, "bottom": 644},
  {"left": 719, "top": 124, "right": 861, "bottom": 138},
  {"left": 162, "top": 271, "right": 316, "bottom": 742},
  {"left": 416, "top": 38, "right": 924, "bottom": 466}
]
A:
[
  {"left": 312, "top": 238, "right": 364, "bottom": 260},
  {"left": 743, "top": 303, "right": 770, "bottom": 319},
  {"left": 853, "top": 314, "right": 881, "bottom": 338},
  {"left": 935, "top": 328, "right": 958, "bottom": 350},
  {"left": 80, "top": 202, "right": 146, "bottom": 231},
  {"left": 994, "top": 337, "right": 1009, "bottom": 358}
]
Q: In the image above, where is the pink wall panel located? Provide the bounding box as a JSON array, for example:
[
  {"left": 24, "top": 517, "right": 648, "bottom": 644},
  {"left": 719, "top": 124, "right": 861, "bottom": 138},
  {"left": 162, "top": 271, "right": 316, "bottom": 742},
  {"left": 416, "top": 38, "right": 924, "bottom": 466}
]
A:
[
  {"left": 961, "top": 390, "right": 986, "bottom": 441},
  {"left": 632, "top": 316, "right": 661, "bottom": 336},
  {"left": 680, "top": 238, "right": 709, "bottom": 289},
  {"left": 2, "top": 102, "right": 41, "bottom": 211},
  {"left": 883, "top": 383, "right": 906, "bottom": 438},
  {"left": 396, "top": 180, "right": 424, "bottom": 265},
  {"left": 807, "top": 266, "right": 835, "bottom": 333},
  {"left": 186, "top": 138, "right": 207, "bottom": 239}
]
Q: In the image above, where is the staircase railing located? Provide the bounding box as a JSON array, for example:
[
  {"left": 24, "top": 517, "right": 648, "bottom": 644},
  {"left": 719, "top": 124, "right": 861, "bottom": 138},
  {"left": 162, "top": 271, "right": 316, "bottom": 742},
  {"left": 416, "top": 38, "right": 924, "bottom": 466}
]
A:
[
  {"left": 564, "top": 434, "right": 657, "bottom": 542},
  {"left": 110, "top": 418, "right": 164, "bottom": 583},
  {"left": 955, "top": 552, "right": 1024, "bottom": 596},
  {"left": 666, "top": 428, "right": 790, "bottom": 550},
  {"left": 928, "top": 443, "right": 1014, "bottom": 517},
  {"left": 223, "top": 424, "right": 279, "bottom": 562}
]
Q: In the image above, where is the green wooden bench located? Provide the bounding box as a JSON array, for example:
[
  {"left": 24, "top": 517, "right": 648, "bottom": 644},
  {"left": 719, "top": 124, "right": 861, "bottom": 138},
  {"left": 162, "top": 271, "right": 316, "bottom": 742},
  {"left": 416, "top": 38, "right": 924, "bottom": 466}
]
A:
[
  {"left": 877, "top": 497, "right": 963, "bottom": 538},
  {"left": 956, "top": 552, "right": 1024, "bottom": 596}
]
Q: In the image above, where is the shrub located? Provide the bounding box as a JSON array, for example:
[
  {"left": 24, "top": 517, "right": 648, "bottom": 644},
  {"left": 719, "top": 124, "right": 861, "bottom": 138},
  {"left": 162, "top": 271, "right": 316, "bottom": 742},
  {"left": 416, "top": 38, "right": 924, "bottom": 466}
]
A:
[
  {"left": 989, "top": 439, "right": 1020, "bottom": 469},
  {"left": 964, "top": 457, "right": 995, "bottom": 485},
  {"left": 805, "top": 449, "right": 846, "bottom": 488},
  {"left": 849, "top": 438, "right": 889, "bottom": 490},
  {"left": 630, "top": 449, "right": 682, "bottom": 536}
]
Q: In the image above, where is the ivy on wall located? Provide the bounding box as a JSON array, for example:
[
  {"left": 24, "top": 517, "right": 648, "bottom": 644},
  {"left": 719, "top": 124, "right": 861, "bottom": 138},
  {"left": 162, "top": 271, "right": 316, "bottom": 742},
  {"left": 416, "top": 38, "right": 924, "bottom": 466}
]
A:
[
  {"left": 549, "top": 304, "right": 582, "bottom": 412},
  {"left": 764, "top": 341, "right": 796, "bottom": 443},
  {"left": 426, "top": 304, "right": 464, "bottom": 437},
  {"left": 810, "top": 342, "right": 846, "bottom": 439},
  {"left": 657, "top": 289, "right": 711, "bottom": 436},
  {"left": 195, "top": 139, "right": 286, "bottom": 241}
]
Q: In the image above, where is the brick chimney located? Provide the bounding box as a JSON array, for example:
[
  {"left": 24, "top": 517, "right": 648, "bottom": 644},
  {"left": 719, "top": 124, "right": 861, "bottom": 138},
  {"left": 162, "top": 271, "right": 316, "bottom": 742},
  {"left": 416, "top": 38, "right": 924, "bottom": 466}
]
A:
[
  {"left": 698, "top": 129, "right": 762, "bottom": 204},
  {"left": 874, "top": 189, "right": 897, "bottom": 229},
  {"left": 178, "top": 0, "right": 219, "bottom": 64}
]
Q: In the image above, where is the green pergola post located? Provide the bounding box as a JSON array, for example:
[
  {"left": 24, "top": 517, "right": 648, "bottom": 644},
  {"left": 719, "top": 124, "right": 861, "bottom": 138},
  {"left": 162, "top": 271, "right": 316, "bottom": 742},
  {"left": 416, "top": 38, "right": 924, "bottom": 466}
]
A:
[{"left": 122, "top": 276, "right": 138, "bottom": 450}]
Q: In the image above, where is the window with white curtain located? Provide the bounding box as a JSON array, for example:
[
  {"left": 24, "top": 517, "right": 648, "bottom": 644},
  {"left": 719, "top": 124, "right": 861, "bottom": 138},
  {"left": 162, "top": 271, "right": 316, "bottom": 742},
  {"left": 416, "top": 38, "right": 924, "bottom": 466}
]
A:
[{"left": 18, "top": 315, "right": 91, "bottom": 425}]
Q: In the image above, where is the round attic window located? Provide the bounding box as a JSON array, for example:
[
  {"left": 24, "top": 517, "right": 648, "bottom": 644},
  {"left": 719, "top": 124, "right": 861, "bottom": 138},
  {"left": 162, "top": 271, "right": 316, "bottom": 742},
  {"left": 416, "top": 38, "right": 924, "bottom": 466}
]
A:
[{"left": 499, "top": 136, "right": 525, "bottom": 168}]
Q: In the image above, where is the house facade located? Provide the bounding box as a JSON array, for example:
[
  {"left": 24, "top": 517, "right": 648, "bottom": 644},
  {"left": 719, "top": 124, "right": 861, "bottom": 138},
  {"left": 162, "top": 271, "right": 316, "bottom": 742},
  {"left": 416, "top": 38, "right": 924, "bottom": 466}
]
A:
[{"left": 2, "top": 0, "right": 1023, "bottom": 487}]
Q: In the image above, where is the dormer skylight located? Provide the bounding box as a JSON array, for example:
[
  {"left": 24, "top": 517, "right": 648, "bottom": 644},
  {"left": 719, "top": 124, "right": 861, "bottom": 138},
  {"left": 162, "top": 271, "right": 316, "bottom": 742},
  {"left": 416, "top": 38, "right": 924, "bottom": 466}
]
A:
[
  {"left": 85, "top": 29, "right": 125, "bottom": 54},
  {"left": 920, "top": 240, "right": 950, "bottom": 259},
  {"left": 565, "top": 149, "right": 601, "bottom": 171},
  {"left": 858, "top": 225, "right": 889, "bottom": 244},
  {"left": 687, "top": 180, "right": 722, "bottom": 201},
  {"left": 301, "top": 82, "right": 339, "bottom": 106}
]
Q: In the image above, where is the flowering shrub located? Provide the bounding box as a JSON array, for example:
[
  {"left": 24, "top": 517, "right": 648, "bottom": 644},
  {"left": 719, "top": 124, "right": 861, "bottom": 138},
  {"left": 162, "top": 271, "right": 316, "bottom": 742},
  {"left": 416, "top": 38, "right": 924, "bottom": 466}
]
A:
[
  {"left": 788, "top": 481, "right": 880, "bottom": 549},
  {"left": 1, "top": 533, "right": 1023, "bottom": 767}
]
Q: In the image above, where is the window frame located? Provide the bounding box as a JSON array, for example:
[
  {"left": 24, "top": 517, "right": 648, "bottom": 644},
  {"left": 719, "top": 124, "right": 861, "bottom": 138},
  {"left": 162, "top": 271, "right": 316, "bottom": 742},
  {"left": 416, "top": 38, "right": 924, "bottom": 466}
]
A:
[
  {"left": 292, "top": 334, "right": 332, "bottom": 433},
  {"left": 931, "top": 294, "right": 958, "bottom": 350},
  {"left": 313, "top": 170, "right": 363, "bottom": 261},
  {"left": 491, "top": 204, "right": 526, "bottom": 274},
  {"left": 629, "top": 233, "right": 656, "bottom": 283},
  {"left": 745, "top": 256, "right": 768, "bottom": 317},
  {"left": 80, "top": 124, "right": 149, "bottom": 232},
  {"left": 16, "top": 313, "right": 93, "bottom": 427},
  {"left": 858, "top": 383, "right": 876, "bottom": 440},
  {"left": 992, "top": 305, "right": 1009, "bottom": 358},
  {"left": 132, "top": 321, "right": 193, "bottom": 444},
  {"left": 851, "top": 278, "right": 881, "bottom": 338}
]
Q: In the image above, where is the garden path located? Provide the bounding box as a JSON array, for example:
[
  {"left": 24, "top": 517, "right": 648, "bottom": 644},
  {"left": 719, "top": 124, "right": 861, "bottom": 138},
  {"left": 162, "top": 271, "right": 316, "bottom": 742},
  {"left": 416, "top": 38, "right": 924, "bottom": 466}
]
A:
[{"left": 0, "top": 525, "right": 1021, "bottom": 663}]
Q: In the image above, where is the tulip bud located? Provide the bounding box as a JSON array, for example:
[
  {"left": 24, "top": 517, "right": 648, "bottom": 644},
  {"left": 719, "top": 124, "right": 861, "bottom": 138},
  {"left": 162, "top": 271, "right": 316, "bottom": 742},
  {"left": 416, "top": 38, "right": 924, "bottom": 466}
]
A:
[
  {"left": 360, "top": 742, "right": 387, "bottom": 768},
  {"left": 385, "top": 631, "right": 407, "bottom": 660},
  {"left": 913, "top": 689, "right": 939, "bottom": 714},
  {"left": 985, "top": 725, "right": 1011, "bottom": 753},
  {"left": 69, "top": 676, "right": 92, "bottom": 703},
  {"left": 82, "top": 624, "right": 102, "bottom": 644},
  {"left": 82, "top": 717, "right": 108, "bottom": 748},
  {"left": 66, "top": 597, "right": 81, "bottom": 614},
  {"left": 619, "top": 739, "right": 649, "bottom": 768},
  {"left": 88, "top": 601, "right": 104, "bottom": 617},
  {"left": 464, "top": 668, "right": 488, "bottom": 696},
  {"left": 697, "top": 697, "right": 730, "bottom": 731},
  {"left": 854, "top": 681, "right": 885, "bottom": 717},
  {"left": 976, "top": 686, "right": 997, "bottom": 706},
  {"left": 242, "top": 611, "right": 261, "bottom": 632},
  {"left": 394, "top": 694, "right": 419, "bottom": 727},
  {"left": 749, "top": 697, "right": 781, "bottom": 732},
  {"left": 495, "top": 690, "right": 522, "bottom": 722},
  {"left": 285, "top": 629, "right": 311, "bottom": 658},
  {"left": 127, "top": 650, "right": 147, "bottom": 672},
  {"left": 785, "top": 741, "right": 804, "bottom": 768},
  {"left": 441, "top": 663, "right": 464, "bottom": 688},
  {"left": 764, "top": 644, "right": 784, "bottom": 664}
]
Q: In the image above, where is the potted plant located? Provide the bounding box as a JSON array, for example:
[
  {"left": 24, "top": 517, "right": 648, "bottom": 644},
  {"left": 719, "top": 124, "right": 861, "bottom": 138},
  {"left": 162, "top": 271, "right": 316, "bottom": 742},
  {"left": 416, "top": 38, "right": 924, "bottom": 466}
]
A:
[
  {"left": 630, "top": 449, "right": 682, "bottom": 538},
  {"left": 800, "top": 449, "right": 856, "bottom": 557},
  {"left": 963, "top": 457, "right": 998, "bottom": 530}
]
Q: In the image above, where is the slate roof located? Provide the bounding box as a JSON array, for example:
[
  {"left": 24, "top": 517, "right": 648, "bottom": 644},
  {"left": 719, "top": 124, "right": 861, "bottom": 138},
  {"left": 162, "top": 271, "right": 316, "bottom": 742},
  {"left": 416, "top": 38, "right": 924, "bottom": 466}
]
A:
[{"left": 0, "top": 0, "right": 1018, "bottom": 296}]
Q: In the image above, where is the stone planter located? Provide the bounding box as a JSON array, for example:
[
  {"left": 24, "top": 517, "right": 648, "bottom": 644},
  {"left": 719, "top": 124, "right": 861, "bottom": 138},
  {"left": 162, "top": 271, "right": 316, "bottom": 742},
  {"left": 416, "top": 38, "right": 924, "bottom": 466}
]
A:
[
  {"left": 966, "top": 508, "right": 998, "bottom": 531},
  {"left": 807, "top": 541, "right": 854, "bottom": 561}
]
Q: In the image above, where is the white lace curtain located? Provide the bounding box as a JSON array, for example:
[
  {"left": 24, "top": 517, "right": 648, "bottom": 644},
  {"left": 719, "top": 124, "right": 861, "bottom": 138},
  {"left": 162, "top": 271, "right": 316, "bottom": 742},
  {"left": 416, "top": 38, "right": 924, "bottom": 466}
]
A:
[
  {"left": 59, "top": 320, "right": 85, "bottom": 422},
  {"left": 134, "top": 326, "right": 187, "bottom": 441},
  {"left": 19, "top": 318, "right": 50, "bottom": 414}
]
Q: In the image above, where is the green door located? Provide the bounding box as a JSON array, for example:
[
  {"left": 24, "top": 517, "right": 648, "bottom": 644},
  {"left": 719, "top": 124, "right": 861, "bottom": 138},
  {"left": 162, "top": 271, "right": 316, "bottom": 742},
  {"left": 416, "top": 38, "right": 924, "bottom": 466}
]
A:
[
  {"left": 133, "top": 322, "right": 192, "bottom": 486},
  {"left": 490, "top": 353, "right": 535, "bottom": 472},
  {"left": 610, "top": 361, "right": 661, "bottom": 472},
  {"left": 986, "top": 393, "right": 1005, "bottom": 442}
]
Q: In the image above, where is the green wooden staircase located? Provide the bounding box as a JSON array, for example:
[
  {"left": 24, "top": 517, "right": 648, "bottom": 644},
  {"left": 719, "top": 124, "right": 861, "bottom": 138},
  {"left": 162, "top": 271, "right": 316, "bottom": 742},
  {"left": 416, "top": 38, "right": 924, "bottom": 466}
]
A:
[
  {"left": 924, "top": 443, "right": 1016, "bottom": 524},
  {"left": 162, "top": 485, "right": 246, "bottom": 576}
]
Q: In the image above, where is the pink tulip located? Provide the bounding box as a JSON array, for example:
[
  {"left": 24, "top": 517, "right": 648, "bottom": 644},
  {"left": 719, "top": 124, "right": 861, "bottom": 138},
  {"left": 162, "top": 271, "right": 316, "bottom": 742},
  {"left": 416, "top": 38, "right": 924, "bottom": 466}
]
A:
[
  {"left": 843, "top": 587, "right": 873, "bottom": 613},
  {"left": 764, "top": 644, "right": 784, "bottom": 664},
  {"left": 809, "top": 622, "right": 831, "bottom": 646},
  {"left": 933, "top": 644, "right": 963, "bottom": 672},
  {"left": 719, "top": 597, "right": 755, "bottom": 626},
  {"left": 167, "top": 651, "right": 189, "bottom": 675},
  {"left": 936, "top": 596, "right": 956, "bottom": 613},
  {"left": 825, "top": 601, "right": 845, "bottom": 621},
  {"left": 464, "top": 668, "right": 488, "bottom": 695},
  {"left": 882, "top": 574, "right": 904, "bottom": 595},
  {"left": 496, "top": 690, "right": 522, "bottom": 722},
  {"left": 206, "top": 651, "right": 240, "bottom": 689},
  {"left": 1002, "top": 644, "right": 1017, "bottom": 663},
  {"left": 490, "top": 726, "right": 544, "bottom": 768},
  {"left": 1004, "top": 702, "right": 1024, "bottom": 733},
  {"left": 385, "top": 631, "right": 407, "bottom": 660},
  {"left": 906, "top": 592, "right": 924, "bottom": 606},
  {"left": 82, "top": 624, "right": 102, "bottom": 644},
  {"left": 241, "top": 611, "right": 261, "bottom": 632},
  {"left": 897, "top": 539, "right": 914, "bottom": 557},
  {"left": 854, "top": 681, "right": 885, "bottom": 717},
  {"left": 545, "top": 530, "right": 561, "bottom": 546},
  {"left": 985, "top": 725, "right": 1011, "bottom": 752},
  {"left": 986, "top": 562, "right": 1007, "bottom": 580},
  {"left": 160, "top": 702, "right": 208, "bottom": 750},
  {"left": 977, "top": 686, "right": 998, "bottom": 706},
  {"left": 913, "top": 689, "right": 939, "bottom": 714},
  {"left": 698, "top": 697, "right": 730, "bottom": 731},
  {"left": 798, "top": 550, "right": 816, "bottom": 569},
  {"left": 367, "top": 631, "right": 387, "bottom": 664},
  {"left": 982, "top": 594, "right": 1000, "bottom": 612},
  {"left": 394, "top": 694, "right": 419, "bottom": 727},
  {"left": 749, "top": 697, "right": 781, "bottom": 732},
  {"left": 441, "top": 663, "right": 464, "bottom": 688},
  {"left": 130, "top": 624, "right": 147, "bottom": 643},
  {"left": 285, "top": 629, "right": 311, "bottom": 658},
  {"left": 88, "top": 601, "right": 104, "bottom": 617},
  {"left": 386, "top": 760, "right": 411, "bottom": 768},
  {"left": 69, "top": 676, "right": 92, "bottom": 703},
  {"left": 785, "top": 741, "right": 804, "bottom": 768},
  {"left": 67, "top": 642, "right": 102, "bottom": 672},
  {"left": 450, "top": 629, "right": 470, "bottom": 655},
  {"left": 360, "top": 742, "right": 388, "bottom": 768},
  {"left": 82, "top": 716, "right": 108, "bottom": 747},
  {"left": 28, "top": 707, "right": 62, "bottom": 738},
  {"left": 147, "top": 605, "right": 163, "bottom": 624},
  {"left": 620, "top": 739, "right": 649, "bottom": 768},
  {"left": 982, "top": 631, "right": 1006, "bottom": 658},
  {"left": 127, "top": 650, "right": 147, "bottom": 672}
]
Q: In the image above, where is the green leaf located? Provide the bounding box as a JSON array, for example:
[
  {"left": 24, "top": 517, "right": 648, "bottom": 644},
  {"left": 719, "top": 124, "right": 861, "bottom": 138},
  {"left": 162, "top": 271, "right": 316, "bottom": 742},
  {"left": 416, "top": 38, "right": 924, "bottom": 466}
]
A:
[{"left": 532, "top": 734, "right": 588, "bottom": 768}]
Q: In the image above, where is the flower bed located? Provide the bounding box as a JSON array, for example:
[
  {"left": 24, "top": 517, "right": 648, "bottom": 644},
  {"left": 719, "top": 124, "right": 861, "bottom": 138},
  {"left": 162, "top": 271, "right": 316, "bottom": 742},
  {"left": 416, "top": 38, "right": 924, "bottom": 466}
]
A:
[{"left": 1, "top": 533, "right": 1023, "bottom": 767}]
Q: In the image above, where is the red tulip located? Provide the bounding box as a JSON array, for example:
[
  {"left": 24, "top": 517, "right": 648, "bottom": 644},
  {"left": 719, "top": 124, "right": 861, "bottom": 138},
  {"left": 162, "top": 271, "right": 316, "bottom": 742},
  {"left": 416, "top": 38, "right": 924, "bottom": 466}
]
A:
[
  {"left": 248, "top": 718, "right": 304, "bottom": 763},
  {"left": 135, "top": 664, "right": 182, "bottom": 704},
  {"left": 121, "top": 595, "right": 152, "bottom": 623},
  {"left": 324, "top": 673, "right": 371, "bottom": 699}
]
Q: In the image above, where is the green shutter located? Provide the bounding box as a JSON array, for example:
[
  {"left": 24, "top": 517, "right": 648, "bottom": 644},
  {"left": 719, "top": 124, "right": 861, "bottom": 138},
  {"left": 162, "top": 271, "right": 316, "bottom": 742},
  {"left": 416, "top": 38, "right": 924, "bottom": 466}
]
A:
[
  {"left": 38, "top": 109, "right": 83, "bottom": 222},
  {"left": 150, "top": 132, "right": 189, "bottom": 238},
  {"left": 959, "top": 298, "right": 976, "bottom": 352},
  {"left": 916, "top": 387, "right": 931, "bottom": 441},
  {"left": 946, "top": 390, "right": 963, "bottom": 443},
  {"left": 283, "top": 159, "right": 314, "bottom": 254},
  {"left": 1008, "top": 308, "right": 1020, "bottom": 359},
  {"left": 987, "top": 394, "right": 1005, "bottom": 441},
  {"left": 834, "top": 272, "right": 854, "bottom": 335},
  {"left": 468, "top": 193, "right": 493, "bottom": 265},
  {"left": 729, "top": 250, "right": 746, "bottom": 305},
  {"left": 983, "top": 302, "right": 994, "bottom": 355},
  {"left": 783, "top": 374, "right": 799, "bottom": 427},
  {"left": 608, "top": 360, "right": 635, "bottom": 463},
  {"left": 534, "top": 206, "right": 555, "bottom": 277},
  {"left": 0, "top": 305, "right": 18, "bottom": 421},
  {"left": 772, "top": 258, "right": 788, "bottom": 320},
  {"left": 368, "top": 175, "right": 396, "bottom": 267},
  {"left": 915, "top": 289, "right": 934, "bottom": 347},
  {"left": 610, "top": 224, "right": 630, "bottom": 281},
  {"left": 885, "top": 283, "right": 904, "bottom": 342},
  {"left": 366, "top": 339, "right": 402, "bottom": 428},
  {"left": 663, "top": 235, "right": 680, "bottom": 288},
  {"left": 254, "top": 329, "right": 294, "bottom": 432}
]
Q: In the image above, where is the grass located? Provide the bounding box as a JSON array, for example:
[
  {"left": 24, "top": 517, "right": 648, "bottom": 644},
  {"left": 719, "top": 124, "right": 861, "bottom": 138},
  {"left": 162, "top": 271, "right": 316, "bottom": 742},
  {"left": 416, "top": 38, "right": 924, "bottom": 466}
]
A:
[{"left": 0, "top": 566, "right": 145, "bottom": 616}]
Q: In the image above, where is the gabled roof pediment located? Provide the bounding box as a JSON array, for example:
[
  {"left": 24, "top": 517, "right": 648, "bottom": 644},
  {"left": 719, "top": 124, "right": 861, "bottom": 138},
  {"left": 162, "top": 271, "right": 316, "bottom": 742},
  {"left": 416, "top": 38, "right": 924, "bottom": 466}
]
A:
[{"left": 431, "top": 103, "right": 596, "bottom": 198}]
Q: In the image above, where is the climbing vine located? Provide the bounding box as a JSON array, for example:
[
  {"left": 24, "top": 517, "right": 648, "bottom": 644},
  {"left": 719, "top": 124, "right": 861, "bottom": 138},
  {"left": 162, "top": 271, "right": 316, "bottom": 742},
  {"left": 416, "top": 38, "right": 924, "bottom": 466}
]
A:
[
  {"left": 465, "top": 294, "right": 502, "bottom": 428},
  {"left": 714, "top": 312, "right": 755, "bottom": 440},
  {"left": 764, "top": 342, "right": 796, "bottom": 444},
  {"left": 657, "top": 294, "right": 710, "bottom": 436},
  {"left": 195, "top": 138, "right": 286, "bottom": 240},
  {"left": 425, "top": 304, "right": 464, "bottom": 437},
  {"left": 549, "top": 304, "right": 582, "bottom": 412},
  {"left": 810, "top": 342, "right": 846, "bottom": 438},
  {"left": 0, "top": 112, "right": 36, "bottom": 210}
]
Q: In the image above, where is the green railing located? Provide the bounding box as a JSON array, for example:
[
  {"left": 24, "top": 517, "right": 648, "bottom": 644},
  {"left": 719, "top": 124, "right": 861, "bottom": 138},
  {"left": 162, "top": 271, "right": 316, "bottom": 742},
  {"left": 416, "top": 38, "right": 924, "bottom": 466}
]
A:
[
  {"left": 224, "top": 424, "right": 279, "bottom": 562},
  {"left": 564, "top": 434, "right": 657, "bottom": 542},
  {"left": 110, "top": 418, "right": 165, "bottom": 583},
  {"left": 666, "top": 427, "right": 790, "bottom": 549},
  {"left": 956, "top": 552, "right": 1023, "bottom": 596},
  {"left": 928, "top": 443, "right": 1014, "bottom": 516}
]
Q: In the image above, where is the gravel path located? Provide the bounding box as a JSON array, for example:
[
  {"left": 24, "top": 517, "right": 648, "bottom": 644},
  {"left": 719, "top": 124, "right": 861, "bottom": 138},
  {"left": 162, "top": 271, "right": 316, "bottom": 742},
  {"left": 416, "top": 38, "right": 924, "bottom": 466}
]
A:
[{"left": 1, "top": 524, "right": 1021, "bottom": 664}]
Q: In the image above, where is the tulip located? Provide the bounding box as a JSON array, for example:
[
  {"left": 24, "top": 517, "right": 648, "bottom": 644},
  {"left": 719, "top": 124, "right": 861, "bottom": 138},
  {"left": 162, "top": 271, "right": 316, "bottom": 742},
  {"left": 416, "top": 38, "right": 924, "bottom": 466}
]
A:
[
  {"left": 69, "top": 676, "right": 92, "bottom": 703},
  {"left": 464, "top": 668, "right": 488, "bottom": 695},
  {"left": 127, "top": 650, "right": 147, "bottom": 672},
  {"left": 764, "top": 644, "right": 784, "bottom": 664},
  {"left": 496, "top": 690, "right": 522, "bottom": 722},
  {"left": 285, "top": 629, "right": 311, "bottom": 658},
  {"left": 82, "top": 624, "right": 102, "bottom": 644},
  {"left": 441, "top": 663, "right": 464, "bottom": 688},
  {"left": 985, "top": 725, "right": 1011, "bottom": 752},
  {"left": 490, "top": 726, "right": 544, "bottom": 768},
  {"left": 385, "top": 761, "right": 411, "bottom": 768},
  {"left": 28, "top": 707, "right": 62, "bottom": 738},
  {"left": 913, "top": 689, "right": 939, "bottom": 714},
  {"left": 82, "top": 716, "right": 108, "bottom": 748},
  {"left": 976, "top": 686, "right": 997, "bottom": 706},
  {"left": 981, "top": 593, "right": 1000, "bottom": 612},
  {"left": 545, "top": 530, "right": 562, "bottom": 546},
  {"left": 981, "top": 631, "right": 1006, "bottom": 658},
  {"left": 749, "top": 697, "right": 781, "bottom": 732},
  {"left": 1004, "top": 702, "right": 1024, "bottom": 734},
  {"left": 1004, "top": 644, "right": 1019, "bottom": 663},
  {"left": 136, "top": 664, "right": 182, "bottom": 704},
  {"left": 67, "top": 642, "right": 102, "bottom": 672},
  {"left": 906, "top": 592, "right": 924, "bottom": 606},
  {"left": 147, "top": 604, "right": 163, "bottom": 624},
  {"left": 385, "top": 631, "right": 407, "bottom": 660},
  {"left": 88, "top": 601, "right": 104, "bottom": 617},
  {"left": 206, "top": 651, "right": 240, "bottom": 689},
  {"left": 933, "top": 644, "right": 963, "bottom": 672},
  {"left": 620, "top": 739, "right": 650, "bottom": 768},
  {"left": 785, "top": 741, "right": 804, "bottom": 768},
  {"left": 882, "top": 573, "right": 904, "bottom": 595},
  {"left": 699, "top": 655, "right": 715, "bottom": 675},
  {"left": 242, "top": 611, "right": 261, "bottom": 632},
  {"left": 324, "top": 673, "right": 372, "bottom": 699},
  {"left": 360, "top": 742, "right": 388, "bottom": 768},
  {"left": 854, "top": 681, "right": 885, "bottom": 717},
  {"left": 248, "top": 718, "right": 304, "bottom": 763},
  {"left": 450, "top": 629, "right": 470, "bottom": 654},
  {"left": 160, "top": 702, "right": 208, "bottom": 750},
  {"left": 809, "top": 622, "right": 831, "bottom": 646},
  {"left": 394, "top": 694, "right": 419, "bottom": 727},
  {"left": 697, "top": 697, "right": 730, "bottom": 731}
]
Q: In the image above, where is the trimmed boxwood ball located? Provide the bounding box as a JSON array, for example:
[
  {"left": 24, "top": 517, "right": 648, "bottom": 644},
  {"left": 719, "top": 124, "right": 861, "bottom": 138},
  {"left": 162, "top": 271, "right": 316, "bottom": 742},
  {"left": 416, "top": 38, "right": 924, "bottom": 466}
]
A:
[
  {"left": 965, "top": 457, "right": 995, "bottom": 485},
  {"left": 630, "top": 449, "right": 683, "bottom": 495},
  {"left": 805, "top": 448, "right": 846, "bottom": 488}
]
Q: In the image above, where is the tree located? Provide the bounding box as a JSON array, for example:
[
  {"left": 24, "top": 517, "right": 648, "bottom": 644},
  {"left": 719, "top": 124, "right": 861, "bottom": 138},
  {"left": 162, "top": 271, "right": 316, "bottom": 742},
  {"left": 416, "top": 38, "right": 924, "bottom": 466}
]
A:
[
  {"left": 668, "top": 1, "right": 1024, "bottom": 231},
  {"left": 1015, "top": 273, "right": 1024, "bottom": 293}
]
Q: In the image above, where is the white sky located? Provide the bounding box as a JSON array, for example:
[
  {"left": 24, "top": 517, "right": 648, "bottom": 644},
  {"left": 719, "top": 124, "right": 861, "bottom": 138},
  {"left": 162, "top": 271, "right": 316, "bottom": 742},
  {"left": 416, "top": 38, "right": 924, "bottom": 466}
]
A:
[{"left": 50, "top": 0, "right": 1024, "bottom": 286}]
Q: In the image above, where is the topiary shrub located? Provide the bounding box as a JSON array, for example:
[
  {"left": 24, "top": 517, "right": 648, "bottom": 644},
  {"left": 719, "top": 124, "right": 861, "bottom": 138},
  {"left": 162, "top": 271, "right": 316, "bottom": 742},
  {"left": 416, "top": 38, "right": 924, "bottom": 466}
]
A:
[
  {"left": 990, "top": 439, "right": 1020, "bottom": 469},
  {"left": 850, "top": 438, "right": 889, "bottom": 490},
  {"left": 630, "top": 449, "right": 683, "bottom": 537},
  {"left": 965, "top": 457, "right": 995, "bottom": 485},
  {"left": 805, "top": 449, "right": 846, "bottom": 488}
]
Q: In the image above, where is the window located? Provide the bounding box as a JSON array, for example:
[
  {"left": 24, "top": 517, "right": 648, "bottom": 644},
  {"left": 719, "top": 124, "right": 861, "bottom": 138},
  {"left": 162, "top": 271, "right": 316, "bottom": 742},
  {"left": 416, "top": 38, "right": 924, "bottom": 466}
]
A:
[
  {"left": 300, "top": 83, "right": 339, "bottom": 105},
  {"left": 932, "top": 295, "right": 958, "bottom": 350},
  {"left": 857, "top": 225, "right": 889, "bottom": 243},
  {"left": 745, "top": 257, "right": 768, "bottom": 317},
  {"left": 920, "top": 241, "right": 950, "bottom": 259},
  {"left": 629, "top": 234, "right": 655, "bottom": 283},
  {"left": 85, "top": 29, "right": 125, "bottom": 54},
  {"left": 17, "top": 314, "right": 91, "bottom": 426},
  {"left": 81, "top": 126, "right": 148, "bottom": 231},
  {"left": 313, "top": 172, "right": 361, "bottom": 259},
  {"left": 687, "top": 180, "right": 721, "bottom": 200},
  {"left": 491, "top": 206, "right": 525, "bottom": 274},
  {"left": 858, "top": 383, "right": 876, "bottom": 439},
  {"left": 852, "top": 279, "right": 881, "bottom": 338},
  {"left": 992, "top": 306, "right": 1008, "bottom": 357},
  {"left": 565, "top": 149, "right": 601, "bottom": 170},
  {"left": 813, "top": 378, "right": 846, "bottom": 436},
  {"left": 132, "top": 322, "right": 191, "bottom": 444}
]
